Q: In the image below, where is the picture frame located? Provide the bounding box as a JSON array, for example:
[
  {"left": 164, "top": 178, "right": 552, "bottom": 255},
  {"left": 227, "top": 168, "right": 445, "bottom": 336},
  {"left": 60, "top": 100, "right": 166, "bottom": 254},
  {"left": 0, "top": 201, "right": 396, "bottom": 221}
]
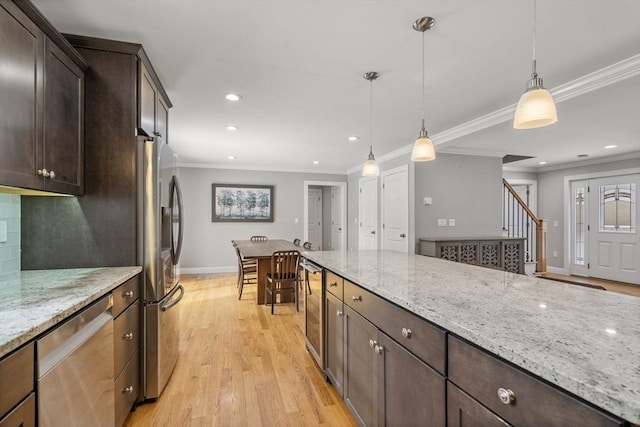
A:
[{"left": 212, "top": 184, "right": 274, "bottom": 222}]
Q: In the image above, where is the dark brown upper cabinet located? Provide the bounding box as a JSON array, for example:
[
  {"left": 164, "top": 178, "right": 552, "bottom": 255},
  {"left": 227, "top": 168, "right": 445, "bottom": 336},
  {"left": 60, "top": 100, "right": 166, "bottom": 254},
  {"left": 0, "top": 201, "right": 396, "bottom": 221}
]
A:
[
  {"left": 0, "top": 0, "right": 86, "bottom": 195},
  {"left": 139, "top": 60, "right": 170, "bottom": 143}
]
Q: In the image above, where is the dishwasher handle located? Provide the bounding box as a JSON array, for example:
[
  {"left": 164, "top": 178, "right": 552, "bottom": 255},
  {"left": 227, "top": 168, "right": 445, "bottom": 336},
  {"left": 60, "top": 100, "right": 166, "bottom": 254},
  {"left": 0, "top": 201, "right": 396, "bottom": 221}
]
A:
[{"left": 37, "top": 295, "right": 113, "bottom": 378}]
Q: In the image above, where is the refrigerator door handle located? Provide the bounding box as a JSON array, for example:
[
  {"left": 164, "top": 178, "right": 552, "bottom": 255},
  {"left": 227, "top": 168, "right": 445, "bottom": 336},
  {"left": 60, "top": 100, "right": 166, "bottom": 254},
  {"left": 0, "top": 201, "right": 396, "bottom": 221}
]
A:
[
  {"left": 170, "top": 175, "right": 184, "bottom": 265},
  {"left": 161, "top": 284, "right": 184, "bottom": 312}
]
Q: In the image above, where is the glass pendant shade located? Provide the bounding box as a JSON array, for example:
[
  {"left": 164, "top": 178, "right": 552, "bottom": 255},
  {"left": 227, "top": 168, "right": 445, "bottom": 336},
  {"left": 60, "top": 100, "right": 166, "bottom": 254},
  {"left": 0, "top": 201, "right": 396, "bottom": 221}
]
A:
[
  {"left": 411, "top": 132, "right": 436, "bottom": 162},
  {"left": 513, "top": 86, "right": 557, "bottom": 129},
  {"left": 362, "top": 145, "right": 380, "bottom": 176}
]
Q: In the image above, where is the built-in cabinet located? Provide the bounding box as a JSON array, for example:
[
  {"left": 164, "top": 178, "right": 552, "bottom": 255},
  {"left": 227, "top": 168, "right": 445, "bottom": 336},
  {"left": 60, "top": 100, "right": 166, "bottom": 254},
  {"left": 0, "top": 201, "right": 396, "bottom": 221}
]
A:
[
  {"left": 0, "top": 343, "right": 35, "bottom": 427},
  {"left": 0, "top": 0, "right": 85, "bottom": 195},
  {"left": 140, "top": 61, "right": 170, "bottom": 143},
  {"left": 322, "top": 268, "right": 627, "bottom": 426}
]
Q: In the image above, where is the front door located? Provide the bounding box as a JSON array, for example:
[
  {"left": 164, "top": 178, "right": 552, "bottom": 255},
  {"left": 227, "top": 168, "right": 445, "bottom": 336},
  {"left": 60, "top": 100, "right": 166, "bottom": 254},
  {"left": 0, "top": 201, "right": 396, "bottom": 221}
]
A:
[
  {"left": 331, "top": 186, "right": 343, "bottom": 251},
  {"left": 587, "top": 174, "right": 639, "bottom": 284},
  {"left": 382, "top": 166, "right": 408, "bottom": 253},
  {"left": 307, "top": 188, "right": 322, "bottom": 250},
  {"left": 359, "top": 176, "right": 378, "bottom": 250}
]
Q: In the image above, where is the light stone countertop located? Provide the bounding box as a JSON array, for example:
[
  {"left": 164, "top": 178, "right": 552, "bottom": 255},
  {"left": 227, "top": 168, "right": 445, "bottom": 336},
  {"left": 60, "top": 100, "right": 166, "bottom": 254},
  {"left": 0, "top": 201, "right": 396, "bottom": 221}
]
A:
[
  {"left": 0, "top": 266, "right": 141, "bottom": 358},
  {"left": 304, "top": 250, "right": 640, "bottom": 424}
]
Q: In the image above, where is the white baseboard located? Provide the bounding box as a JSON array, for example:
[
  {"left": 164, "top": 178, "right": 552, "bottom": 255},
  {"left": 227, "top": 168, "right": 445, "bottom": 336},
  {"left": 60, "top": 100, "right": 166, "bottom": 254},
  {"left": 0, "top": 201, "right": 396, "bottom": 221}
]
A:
[
  {"left": 546, "top": 266, "right": 568, "bottom": 275},
  {"left": 180, "top": 266, "right": 237, "bottom": 275}
]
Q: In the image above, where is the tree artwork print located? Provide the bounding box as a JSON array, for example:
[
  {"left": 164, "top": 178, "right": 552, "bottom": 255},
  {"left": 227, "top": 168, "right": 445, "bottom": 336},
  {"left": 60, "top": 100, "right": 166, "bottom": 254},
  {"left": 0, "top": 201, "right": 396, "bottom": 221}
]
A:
[{"left": 212, "top": 184, "right": 274, "bottom": 222}]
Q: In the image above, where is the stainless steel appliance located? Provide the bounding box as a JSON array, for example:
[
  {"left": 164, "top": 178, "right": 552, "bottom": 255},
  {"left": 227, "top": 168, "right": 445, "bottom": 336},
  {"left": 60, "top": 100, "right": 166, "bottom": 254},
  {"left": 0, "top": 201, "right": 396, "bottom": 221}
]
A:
[
  {"left": 302, "top": 260, "right": 323, "bottom": 368},
  {"left": 139, "top": 136, "right": 185, "bottom": 400},
  {"left": 37, "top": 295, "right": 114, "bottom": 427}
]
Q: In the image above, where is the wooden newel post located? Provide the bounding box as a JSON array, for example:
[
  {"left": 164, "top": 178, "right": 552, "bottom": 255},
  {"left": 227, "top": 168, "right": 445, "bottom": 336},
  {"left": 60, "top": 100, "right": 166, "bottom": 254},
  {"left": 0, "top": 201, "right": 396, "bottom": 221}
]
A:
[{"left": 536, "top": 219, "right": 547, "bottom": 273}]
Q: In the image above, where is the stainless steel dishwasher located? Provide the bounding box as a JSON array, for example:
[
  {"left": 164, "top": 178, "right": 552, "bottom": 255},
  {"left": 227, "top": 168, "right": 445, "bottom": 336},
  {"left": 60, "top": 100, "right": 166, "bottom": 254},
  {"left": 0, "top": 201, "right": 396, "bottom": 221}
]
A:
[{"left": 37, "top": 294, "right": 115, "bottom": 427}]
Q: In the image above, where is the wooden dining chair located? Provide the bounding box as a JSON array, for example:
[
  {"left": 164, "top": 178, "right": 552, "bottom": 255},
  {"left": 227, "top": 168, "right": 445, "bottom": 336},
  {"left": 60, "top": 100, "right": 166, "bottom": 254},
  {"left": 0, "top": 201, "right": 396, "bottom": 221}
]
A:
[
  {"left": 293, "top": 238, "right": 301, "bottom": 246},
  {"left": 250, "top": 235, "right": 268, "bottom": 242},
  {"left": 235, "top": 246, "right": 257, "bottom": 300},
  {"left": 303, "top": 241, "right": 312, "bottom": 250},
  {"left": 265, "top": 250, "right": 300, "bottom": 314}
]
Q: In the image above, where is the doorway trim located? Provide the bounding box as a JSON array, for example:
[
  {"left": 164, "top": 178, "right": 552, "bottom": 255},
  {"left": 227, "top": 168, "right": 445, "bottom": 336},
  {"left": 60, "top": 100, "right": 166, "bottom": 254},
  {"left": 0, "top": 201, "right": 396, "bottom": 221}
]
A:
[
  {"left": 562, "top": 167, "right": 640, "bottom": 275},
  {"left": 304, "top": 180, "right": 347, "bottom": 251}
]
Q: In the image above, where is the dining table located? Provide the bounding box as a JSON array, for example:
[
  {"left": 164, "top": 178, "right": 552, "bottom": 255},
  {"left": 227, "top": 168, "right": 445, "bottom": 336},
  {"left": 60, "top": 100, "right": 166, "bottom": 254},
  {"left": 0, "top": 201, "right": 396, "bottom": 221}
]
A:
[{"left": 232, "top": 239, "right": 304, "bottom": 305}]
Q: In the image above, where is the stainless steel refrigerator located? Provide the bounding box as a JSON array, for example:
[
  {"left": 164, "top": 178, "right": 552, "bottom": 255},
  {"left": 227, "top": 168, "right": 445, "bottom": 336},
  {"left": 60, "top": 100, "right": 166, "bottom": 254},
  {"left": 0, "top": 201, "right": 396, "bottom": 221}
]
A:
[{"left": 139, "top": 136, "right": 184, "bottom": 400}]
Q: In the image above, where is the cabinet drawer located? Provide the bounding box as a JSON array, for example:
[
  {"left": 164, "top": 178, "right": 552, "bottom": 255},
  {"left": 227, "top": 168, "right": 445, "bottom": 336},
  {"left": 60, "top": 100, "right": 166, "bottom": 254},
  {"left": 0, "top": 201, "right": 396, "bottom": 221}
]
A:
[
  {"left": 344, "top": 280, "right": 446, "bottom": 374},
  {"left": 114, "top": 300, "right": 140, "bottom": 377},
  {"left": 0, "top": 343, "right": 34, "bottom": 418},
  {"left": 325, "top": 271, "right": 343, "bottom": 299},
  {"left": 112, "top": 276, "right": 139, "bottom": 317},
  {"left": 0, "top": 393, "right": 35, "bottom": 427},
  {"left": 447, "top": 383, "right": 510, "bottom": 427},
  {"left": 115, "top": 350, "right": 138, "bottom": 427},
  {"left": 448, "top": 336, "right": 624, "bottom": 427}
]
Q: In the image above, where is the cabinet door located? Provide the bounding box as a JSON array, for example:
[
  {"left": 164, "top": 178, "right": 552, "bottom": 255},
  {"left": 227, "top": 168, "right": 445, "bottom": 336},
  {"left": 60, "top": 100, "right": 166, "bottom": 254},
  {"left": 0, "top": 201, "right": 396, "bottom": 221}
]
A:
[
  {"left": 447, "top": 382, "right": 511, "bottom": 427},
  {"left": 343, "top": 306, "right": 378, "bottom": 427},
  {"left": 43, "top": 38, "right": 84, "bottom": 195},
  {"left": 325, "top": 291, "right": 344, "bottom": 396},
  {"left": 0, "top": 0, "right": 44, "bottom": 190},
  {"left": 157, "top": 95, "right": 169, "bottom": 143},
  {"left": 139, "top": 62, "right": 157, "bottom": 136},
  {"left": 378, "top": 332, "right": 446, "bottom": 426}
]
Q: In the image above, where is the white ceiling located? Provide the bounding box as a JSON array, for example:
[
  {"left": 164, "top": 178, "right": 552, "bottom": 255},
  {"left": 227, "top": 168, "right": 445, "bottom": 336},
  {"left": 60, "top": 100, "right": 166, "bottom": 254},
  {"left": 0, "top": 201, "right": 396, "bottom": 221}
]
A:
[{"left": 34, "top": 0, "right": 640, "bottom": 174}]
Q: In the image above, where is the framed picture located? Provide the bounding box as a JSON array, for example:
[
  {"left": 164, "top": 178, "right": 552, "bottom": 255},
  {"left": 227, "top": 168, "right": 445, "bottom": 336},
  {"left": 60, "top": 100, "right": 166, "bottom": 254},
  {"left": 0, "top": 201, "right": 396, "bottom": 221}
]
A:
[{"left": 212, "top": 184, "right": 274, "bottom": 222}]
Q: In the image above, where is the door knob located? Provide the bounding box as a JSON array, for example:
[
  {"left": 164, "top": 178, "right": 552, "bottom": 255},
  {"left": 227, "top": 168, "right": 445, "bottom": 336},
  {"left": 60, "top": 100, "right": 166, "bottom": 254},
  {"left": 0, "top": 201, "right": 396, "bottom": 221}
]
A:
[
  {"left": 371, "top": 231, "right": 376, "bottom": 235},
  {"left": 400, "top": 233, "right": 406, "bottom": 238}
]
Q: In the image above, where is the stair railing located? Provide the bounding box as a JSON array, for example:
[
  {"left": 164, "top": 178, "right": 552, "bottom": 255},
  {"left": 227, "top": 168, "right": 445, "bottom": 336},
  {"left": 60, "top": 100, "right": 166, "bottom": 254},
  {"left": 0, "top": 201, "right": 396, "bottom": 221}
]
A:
[{"left": 502, "top": 179, "right": 547, "bottom": 273}]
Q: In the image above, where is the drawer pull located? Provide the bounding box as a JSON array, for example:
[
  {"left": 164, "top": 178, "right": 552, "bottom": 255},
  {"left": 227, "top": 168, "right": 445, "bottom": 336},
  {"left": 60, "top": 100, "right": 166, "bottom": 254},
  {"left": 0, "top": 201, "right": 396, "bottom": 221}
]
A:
[
  {"left": 352, "top": 295, "right": 362, "bottom": 302},
  {"left": 497, "top": 387, "right": 516, "bottom": 405},
  {"left": 374, "top": 344, "right": 384, "bottom": 355},
  {"left": 401, "top": 328, "right": 412, "bottom": 339},
  {"left": 329, "top": 282, "right": 338, "bottom": 287},
  {"left": 336, "top": 310, "right": 343, "bottom": 317},
  {"left": 123, "top": 332, "right": 134, "bottom": 340},
  {"left": 123, "top": 386, "right": 134, "bottom": 394},
  {"left": 369, "top": 339, "right": 378, "bottom": 348},
  {"left": 123, "top": 290, "right": 134, "bottom": 298}
]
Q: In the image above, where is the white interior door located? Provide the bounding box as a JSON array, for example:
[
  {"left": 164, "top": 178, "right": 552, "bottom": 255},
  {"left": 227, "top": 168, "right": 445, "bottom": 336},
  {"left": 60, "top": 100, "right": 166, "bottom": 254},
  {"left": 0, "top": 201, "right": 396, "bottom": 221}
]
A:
[
  {"left": 359, "top": 176, "right": 378, "bottom": 250},
  {"left": 307, "top": 188, "right": 322, "bottom": 250},
  {"left": 382, "top": 166, "right": 408, "bottom": 253},
  {"left": 587, "top": 174, "right": 639, "bottom": 284},
  {"left": 331, "top": 186, "right": 343, "bottom": 251}
]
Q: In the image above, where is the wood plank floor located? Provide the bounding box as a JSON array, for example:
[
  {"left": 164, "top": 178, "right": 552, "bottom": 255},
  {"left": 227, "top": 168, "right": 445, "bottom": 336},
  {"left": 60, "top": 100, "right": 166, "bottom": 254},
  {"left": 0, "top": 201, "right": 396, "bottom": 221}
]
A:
[
  {"left": 125, "top": 273, "right": 356, "bottom": 427},
  {"left": 539, "top": 273, "right": 640, "bottom": 297}
]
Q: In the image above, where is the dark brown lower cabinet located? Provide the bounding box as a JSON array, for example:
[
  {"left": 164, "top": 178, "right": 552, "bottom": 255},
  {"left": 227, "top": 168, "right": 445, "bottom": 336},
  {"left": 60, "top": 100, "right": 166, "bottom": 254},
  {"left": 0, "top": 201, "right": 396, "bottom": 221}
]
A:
[
  {"left": 343, "top": 306, "right": 446, "bottom": 427},
  {"left": 448, "top": 382, "right": 511, "bottom": 427},
  {"left": 325, "top": 291, "right": 344, "bottom": 396}
]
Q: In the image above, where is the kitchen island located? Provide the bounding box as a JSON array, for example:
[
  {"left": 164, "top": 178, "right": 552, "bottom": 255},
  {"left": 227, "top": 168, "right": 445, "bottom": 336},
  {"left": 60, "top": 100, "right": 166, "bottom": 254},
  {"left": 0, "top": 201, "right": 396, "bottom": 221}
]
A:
[
  {"left": 0, "top": 266, "right": 141, "bottom": 358},
  {"left": 304, "top": 250, "right": 640, "bottom": 425}
]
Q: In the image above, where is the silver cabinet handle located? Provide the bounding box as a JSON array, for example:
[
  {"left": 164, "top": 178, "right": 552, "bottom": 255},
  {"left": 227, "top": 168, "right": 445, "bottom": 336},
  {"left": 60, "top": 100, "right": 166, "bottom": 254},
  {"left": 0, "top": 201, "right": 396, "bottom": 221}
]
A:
[
  {"left": 123, "top": 332, "right": 134, "bottom": 340},
  {"left": 402, "top": 328, "right": 412, "bottom": 339},
  {"left": 352, "top": 295, "right": 362, "bottom": 302},
  {"left": 329, "top": 282, "right": 338, "bottom": 287},
  {"left": 374, "top": 344, "right": 384, "bottom": 355},
  {"left": 336, "top": 310, "right": 343, "bottom": 317},
  {"left": 369, "top": 339, "right": 377, "bottom": 348},
  {"left": 38, "top": 169, "right": 50, "bottom": 177},
  {"left": 49, "top": 170, "right": 56, "bottom": 179},
  {"left": 37, "top": 169, "right": 43, "bottom": 176},
  {"left": 123, "top": 290, "right": 134, "bottom": 298},
  {"left": 123, "top": 386, "right": 134, "bottom": 394},
  {"left": 497, "top": 388, "right": 515, "bottom": 405}
]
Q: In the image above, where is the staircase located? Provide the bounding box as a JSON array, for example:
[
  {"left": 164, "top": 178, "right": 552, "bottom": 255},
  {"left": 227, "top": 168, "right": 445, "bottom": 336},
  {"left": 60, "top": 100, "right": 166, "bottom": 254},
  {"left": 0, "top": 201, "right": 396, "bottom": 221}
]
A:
[{"left": 502, "top": 179, "right": 547, "bottom": 273}]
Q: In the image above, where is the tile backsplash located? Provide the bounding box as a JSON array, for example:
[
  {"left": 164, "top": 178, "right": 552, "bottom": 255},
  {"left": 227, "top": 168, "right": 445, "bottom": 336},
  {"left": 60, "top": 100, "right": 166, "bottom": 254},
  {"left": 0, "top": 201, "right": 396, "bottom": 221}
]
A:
[{"left": 0, "top": 194, "right": 20, "bottom": 276}]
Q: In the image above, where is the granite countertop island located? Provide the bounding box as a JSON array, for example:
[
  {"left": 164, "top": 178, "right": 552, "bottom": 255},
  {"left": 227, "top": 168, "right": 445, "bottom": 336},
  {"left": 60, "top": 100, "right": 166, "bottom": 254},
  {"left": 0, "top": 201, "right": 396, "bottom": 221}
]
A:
[
  {"left": 304, "top": 250, "right": 640, "bottom": 424},
  {"left": 0, "top": 266, "right": 141, "bottom": 358}
]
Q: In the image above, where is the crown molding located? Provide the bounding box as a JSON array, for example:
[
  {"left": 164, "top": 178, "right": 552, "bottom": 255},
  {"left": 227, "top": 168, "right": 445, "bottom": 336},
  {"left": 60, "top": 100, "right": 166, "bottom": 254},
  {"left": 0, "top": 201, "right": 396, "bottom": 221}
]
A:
[
  {"left": 502, "top": 151, "right": 640, "bottom": 173},
  {"left": 346, "top": 54, "right": 640, "bottom": 173},
  {"left": 179, "top": 162, "right": 347, "bottom": 176}
]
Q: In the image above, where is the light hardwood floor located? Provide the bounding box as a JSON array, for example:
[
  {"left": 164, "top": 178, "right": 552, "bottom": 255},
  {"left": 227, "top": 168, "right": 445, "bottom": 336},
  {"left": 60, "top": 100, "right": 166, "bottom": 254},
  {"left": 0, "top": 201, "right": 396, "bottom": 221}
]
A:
[{"left": 126, "top": 273, "right": 356, "bottom": 427}]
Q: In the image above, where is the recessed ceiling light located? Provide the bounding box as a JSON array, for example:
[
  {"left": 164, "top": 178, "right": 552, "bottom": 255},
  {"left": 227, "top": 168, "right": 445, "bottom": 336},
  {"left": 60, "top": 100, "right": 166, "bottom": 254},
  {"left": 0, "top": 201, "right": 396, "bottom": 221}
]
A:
[
  {"left": 605, "top": 328, "right": 617, "bottom": 335},
  {"left": 348, "top": 136, "right": 359, "bottom": 142},
  {"left": 603, "top": 145, "right": 618, "bottom": 149},
  {"left": 225, "top": 93, "right": 242, "bottom": 101},
  {"left": 226, "top": 125, "right": 239, "bottom": 131},
  {"left": 227, "top": 156, "right": 236, "bottom": 160},
  {"left": 312, "top": 161, "right": 320, "bottom": 165},
  {"left": 538, "top": 161, "right": 547, "bottom": 165}
]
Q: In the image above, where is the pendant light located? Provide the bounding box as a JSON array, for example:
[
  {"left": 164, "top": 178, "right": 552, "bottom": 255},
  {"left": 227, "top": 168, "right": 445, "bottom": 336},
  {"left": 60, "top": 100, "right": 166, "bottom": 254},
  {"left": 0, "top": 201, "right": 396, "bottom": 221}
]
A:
[
  {"left": 513, "top": 0, "right": 557, "bottom": 129},
  {"left": 362, "top": 71, "right": 380, "bottom": 177},
  {"left": 411, "top": 16, "right": 436, "bottom": 162}
]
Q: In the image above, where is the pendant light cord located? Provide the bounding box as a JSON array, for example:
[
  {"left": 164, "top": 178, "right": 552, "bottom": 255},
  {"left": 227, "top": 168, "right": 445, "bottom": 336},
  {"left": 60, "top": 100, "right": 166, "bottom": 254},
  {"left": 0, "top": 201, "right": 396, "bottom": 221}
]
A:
[
  {"left": 531, "top": 0, "right": 537, "bottom": 76},
  {"left": 421, "top": 30, "right": 425, "bottom": 130},
  {"left": 370, "top": 78, "right": 373, "bottom": 148}
]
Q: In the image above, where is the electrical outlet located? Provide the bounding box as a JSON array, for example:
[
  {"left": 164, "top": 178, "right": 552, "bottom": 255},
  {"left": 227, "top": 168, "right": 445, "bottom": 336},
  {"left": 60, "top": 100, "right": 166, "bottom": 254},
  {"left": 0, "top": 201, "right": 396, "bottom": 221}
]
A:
[
  {"left": 423, "top": 197, "right": 432, "bottom": 206},
  {"left": 448, "top": 219, "right": 456, "bottom": 227},
  {"left": 0, "top": 221, "right": 6, "bottom": 243},
  {"left": 553, "top": 221, "right": 559, "bottom": 227},
  {"left": 437, "top": 219, "right": 447, "bottom": 227},
  {"left": 553, "top": 250, "right": 558, "bottom": 257},
  {"left": 294, "top": 217, "right": 298, "bottom": 224}
]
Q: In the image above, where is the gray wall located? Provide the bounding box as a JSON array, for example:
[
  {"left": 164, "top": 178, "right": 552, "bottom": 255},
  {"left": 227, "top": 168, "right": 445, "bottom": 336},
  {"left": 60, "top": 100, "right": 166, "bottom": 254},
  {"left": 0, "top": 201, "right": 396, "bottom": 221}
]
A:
[
  {"left": 0, "top": 194, "right": 20, "bottom": 276},
  {"left": 415, "top": 153, "right": 503, "bottom": 244},
  {"left": 536, "top": 156, "right": 640, "bottom": 270},
  {"left": 179, "top": 167, "right": 346, "bottom": 272}
]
